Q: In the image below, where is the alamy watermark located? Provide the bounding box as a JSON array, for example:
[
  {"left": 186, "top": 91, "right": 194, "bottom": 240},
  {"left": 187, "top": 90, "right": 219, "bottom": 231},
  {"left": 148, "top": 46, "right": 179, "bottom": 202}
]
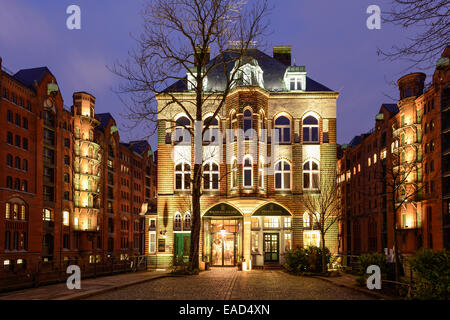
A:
[
  {"left": 366, "top": 5, "right": 381, "bottom": 30},
  {"left": 66, "top": 5, "right": 81, "bottom": 30}
]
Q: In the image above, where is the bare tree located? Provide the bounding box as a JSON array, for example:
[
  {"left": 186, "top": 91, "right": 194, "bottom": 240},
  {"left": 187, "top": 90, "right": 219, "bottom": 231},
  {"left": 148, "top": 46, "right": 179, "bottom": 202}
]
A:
[
  {"left": 380, "top": 0, "right": 450, "bottom": 68},
  {"left": 303, "top": 170, "right": 342, "bottom": 273},
  {"left": 110, "top": 0, "right": 269, "bottom": 269}
]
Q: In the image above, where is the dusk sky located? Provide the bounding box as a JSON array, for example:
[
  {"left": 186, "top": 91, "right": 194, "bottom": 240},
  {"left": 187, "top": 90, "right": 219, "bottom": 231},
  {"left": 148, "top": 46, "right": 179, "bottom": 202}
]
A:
[{"left": 0, "top": 0, "right": 433, "bottom": 151}]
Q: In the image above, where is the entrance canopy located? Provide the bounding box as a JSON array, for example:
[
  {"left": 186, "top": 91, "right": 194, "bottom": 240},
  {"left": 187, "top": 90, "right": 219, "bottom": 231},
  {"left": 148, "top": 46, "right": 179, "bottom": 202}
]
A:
[
  {"left": 203, "top": 203, "right": 242, "bottom": 218},
  {"left": 253, "top": 203, "right": 291, "bottom": 216}
]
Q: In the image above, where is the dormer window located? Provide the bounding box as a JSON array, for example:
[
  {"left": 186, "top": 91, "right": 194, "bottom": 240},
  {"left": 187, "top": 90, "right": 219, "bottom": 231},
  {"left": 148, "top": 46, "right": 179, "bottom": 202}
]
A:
[
  {"left": 284, "top": 65, "right": 306, "bottom": 92},
  {"left": 289, "top": 77, "right": 303, "bottom": 91},
  {"left": 230, "top": 57, "right": 264, "bottom": 89}
]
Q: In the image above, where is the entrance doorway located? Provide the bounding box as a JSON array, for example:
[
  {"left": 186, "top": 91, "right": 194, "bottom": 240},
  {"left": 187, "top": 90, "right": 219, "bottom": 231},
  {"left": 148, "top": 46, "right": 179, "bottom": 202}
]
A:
[
  {"left": 211, "top": 233, "right": 235, "bottom": 266},
  {"left": 264, "top": 233, "right": 279, "bottom": 262}
]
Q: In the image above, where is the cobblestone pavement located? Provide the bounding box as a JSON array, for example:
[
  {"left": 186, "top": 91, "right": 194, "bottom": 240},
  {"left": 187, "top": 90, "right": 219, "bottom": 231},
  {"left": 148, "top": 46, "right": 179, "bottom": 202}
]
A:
[{"left": 87, "top": 268, "right": 375, "bottom": 300}]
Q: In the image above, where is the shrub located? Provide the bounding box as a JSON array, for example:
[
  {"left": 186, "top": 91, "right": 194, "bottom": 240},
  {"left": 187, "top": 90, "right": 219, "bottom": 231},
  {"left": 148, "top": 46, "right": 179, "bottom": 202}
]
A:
[
  {"left": 304, "top": 246, "right": 331, "bottom": 273},
  {"left": 409, "top": 249, "right": 450, "bottom": 300},
  {"left": 285, "top": 246, "right": 331, "bottom": 274},
  {"left": 356, "top": 253, "right": 388, "bottom": 277},
  {"left": 285, "top": 248, "right": 309, "bottom": 274}
]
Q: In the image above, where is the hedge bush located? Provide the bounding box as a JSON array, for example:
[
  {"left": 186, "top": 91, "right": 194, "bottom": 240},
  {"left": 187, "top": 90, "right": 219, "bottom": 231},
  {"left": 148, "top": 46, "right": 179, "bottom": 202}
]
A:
[
  {"left": 285, "top": 246, "right": 331, "bottom": 274},
  {"left": 409, "top": 249, "right": 449, "bottom": 300}
]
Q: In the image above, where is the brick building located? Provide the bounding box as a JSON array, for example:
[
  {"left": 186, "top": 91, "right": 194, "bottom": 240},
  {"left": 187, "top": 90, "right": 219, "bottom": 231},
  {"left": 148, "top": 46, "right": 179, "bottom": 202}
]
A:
[
  {"left": 0, "top": 58, "right": 156, "bottom": 276},
  {"left": 337, "top": 47, "right": 450, "bottom": 261},
  {"left": 149, "top": 45, "right": 339, "bottom": 270}
]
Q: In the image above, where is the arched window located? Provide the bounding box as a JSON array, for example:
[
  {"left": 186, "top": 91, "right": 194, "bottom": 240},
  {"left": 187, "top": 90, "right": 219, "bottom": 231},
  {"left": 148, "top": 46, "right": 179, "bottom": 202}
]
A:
[
  {"left": 275, "top": 160, "right": 291, "bottom": 190},
  {"left": 303, "top": 160, "right": 319, "bottom": 189},
  {"left": 174, "top": 212, "right": 182, "bottom": 231},
  {"left": 303, "top": 116, "right": 319, "bottom": 143},
  {"left": 203, "top": 116, "right": 219, "bottom": 143},
  {"left": 174, "top": 116, "right": 191, "bottom": 143},
  {"left": 231, "top": 158, "right": 237, "bottom": 189},
  {"left": 243, "top": 156, "right": 253, "bottom": 187},
  {"left": 175, "top": 161, "right": 191, "bottom": 190},
  {"left": 243, "top": 109, "right": 253, "bottom": 135},
  {"left": 183, "top": 212, "right": 191, "bottom": 230},
  {"left": 275, "top": 116, "right": 291, "bottom": 143},
  {"left": 203, "top": 161, "right": 219, "bottom": 190}
]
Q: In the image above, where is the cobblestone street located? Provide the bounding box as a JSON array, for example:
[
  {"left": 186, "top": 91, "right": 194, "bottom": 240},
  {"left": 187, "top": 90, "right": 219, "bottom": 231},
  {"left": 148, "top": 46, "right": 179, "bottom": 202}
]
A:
[{"left": 87, "top": 268, "right": 376, "bottom": 300}]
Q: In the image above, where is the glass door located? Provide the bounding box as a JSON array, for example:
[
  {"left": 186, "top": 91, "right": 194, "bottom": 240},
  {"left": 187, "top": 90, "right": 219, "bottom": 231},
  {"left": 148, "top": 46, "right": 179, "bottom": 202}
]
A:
[
  {"left": 211, "top": 233, "right": 223, "bottom": 266},
  {"left": 211, "top": 233, "right": 235, "bottom": 266},
  {"left": 264, "top": 233, "right": 279, "bottom": 262}
]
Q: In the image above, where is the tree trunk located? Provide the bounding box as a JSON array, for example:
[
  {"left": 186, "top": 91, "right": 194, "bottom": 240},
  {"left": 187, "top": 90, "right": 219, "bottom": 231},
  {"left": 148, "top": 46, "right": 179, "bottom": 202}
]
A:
[
  {"left": 392, "top": 201, "right": 400, "bottom": 283},
  {"left": 321, "top": 231, "right": 327, "bottom": 274},
  {"left": 189, "top": 163, "right": 202, "bottom": 269}
]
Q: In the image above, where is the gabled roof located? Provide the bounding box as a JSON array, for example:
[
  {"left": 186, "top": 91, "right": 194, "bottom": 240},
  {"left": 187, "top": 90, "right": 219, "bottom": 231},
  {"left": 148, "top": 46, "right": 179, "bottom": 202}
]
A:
[
  {"left": 164, "top": 48, "right": 333, "bottom": 93},
  {"left": 13, "top": 67, "right": 53, "bottom": 89},
  {"left": 381, "top": 103, "right": 399, "bottom": 115},
  {"left": 95, "top": 113, "right": 115, "bottom": 132},
  {"left": 129, "top": 140, "right": 151, "bottom": 155}
]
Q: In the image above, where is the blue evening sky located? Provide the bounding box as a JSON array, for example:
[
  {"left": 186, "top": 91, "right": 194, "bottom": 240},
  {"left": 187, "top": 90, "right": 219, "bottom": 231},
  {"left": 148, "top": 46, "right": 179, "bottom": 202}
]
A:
[{"left": 0, "top": 0, "right": 433, "bottom": 151}]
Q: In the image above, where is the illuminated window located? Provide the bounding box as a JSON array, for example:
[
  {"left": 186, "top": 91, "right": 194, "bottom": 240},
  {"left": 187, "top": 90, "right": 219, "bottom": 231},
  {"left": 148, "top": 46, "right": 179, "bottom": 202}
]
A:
[
  {"left": 284, "top": 233, "right": 292, "bottom": 251},
  {"left": 20, "top": 205, "right": 25, "bottom": 220},
  {"left": 374, "top": 153, "right": 377, "bottom": 164},
  {"left": 368, "top": 157, "right": 371, "bottom": 166},
  {"left": 304, "top": 230, "right": 320, "bottom": 248},
  {"left": 43, "top": 208, "right": 53, "bottom": 221},
  {"left": 263, "top": 217, "right": 279, "bottom": 229},
  {"left": 63, "top": 211, "right": 70, "bottom": 226},
  {"left": 5, "top": 203, "right": 10, "bottom": 219},
  {"left": 284, "top": 217, "right": 292, "bottom": 228},
  {"left": 275, "top": 160, "right": 291, "bottom": 190},
  {"left": 303, "top": 160, "right": 319, "bottom": 190}
]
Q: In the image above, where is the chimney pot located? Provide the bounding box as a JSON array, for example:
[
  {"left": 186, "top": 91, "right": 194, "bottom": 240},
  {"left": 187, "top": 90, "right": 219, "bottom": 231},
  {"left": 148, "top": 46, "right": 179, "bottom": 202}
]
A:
[{"left": 273, "top": 46, "right": 291, "bottom": 67}]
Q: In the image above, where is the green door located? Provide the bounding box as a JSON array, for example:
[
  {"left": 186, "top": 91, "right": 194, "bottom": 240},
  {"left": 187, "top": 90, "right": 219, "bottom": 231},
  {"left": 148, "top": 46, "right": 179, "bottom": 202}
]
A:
[
  {"left": 175, "top": 233, "right": 190, "bottom": 261},
  {"left": 263, "top": 233, "right": 279, "bottom": 262}
]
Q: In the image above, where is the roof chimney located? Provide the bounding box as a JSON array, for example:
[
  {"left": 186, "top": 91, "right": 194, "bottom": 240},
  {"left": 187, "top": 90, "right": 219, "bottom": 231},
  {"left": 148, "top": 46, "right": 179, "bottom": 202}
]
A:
[{"left": 273, "top": 46, "right": 291, "bottom": 67}]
